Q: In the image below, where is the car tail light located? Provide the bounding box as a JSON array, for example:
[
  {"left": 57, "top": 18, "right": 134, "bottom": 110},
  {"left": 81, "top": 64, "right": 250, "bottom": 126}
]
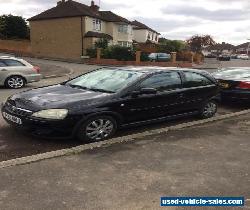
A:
[
  {"left": 237, "top": 81, "right": 250, "bottom": 89},
  {"left": 33, "top": 66, "right": 40, "bottom": 73}
]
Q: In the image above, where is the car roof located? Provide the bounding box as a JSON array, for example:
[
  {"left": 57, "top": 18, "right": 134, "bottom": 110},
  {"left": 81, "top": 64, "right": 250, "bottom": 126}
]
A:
[
  {"left": 0, "top": 56, "right": 21, "bottom": 60},
  {"left": 100, "top": 66, "right": 208, "bottom": 75}
]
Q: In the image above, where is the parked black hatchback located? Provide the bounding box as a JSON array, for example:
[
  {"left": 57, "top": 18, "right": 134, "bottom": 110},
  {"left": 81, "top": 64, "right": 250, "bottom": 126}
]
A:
[{"left": 1, "top": 67, "right": 219, "bottom": 142}]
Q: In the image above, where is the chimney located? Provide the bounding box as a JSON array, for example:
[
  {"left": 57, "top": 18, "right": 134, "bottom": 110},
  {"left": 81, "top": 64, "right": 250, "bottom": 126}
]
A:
[
  {"left": 90, "top": 0, "right": 100, "bottom": 12},
  {"left": 57, "top": 0, "right": 65, "bottom": 6}
]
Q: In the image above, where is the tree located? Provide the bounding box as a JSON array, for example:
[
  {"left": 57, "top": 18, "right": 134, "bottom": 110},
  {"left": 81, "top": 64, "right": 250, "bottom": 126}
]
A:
[
  {"left": 187, "top": 35, "right": 216, "bottom": 52},
  {"left": 0, "top": 15, "right": 29, "bottom": 39},
  {"left": 157, "top": 38, "right": 186, "bottom": 53},
  {"left": 95, "top": 38, "right": 109, "bottom": 49}
]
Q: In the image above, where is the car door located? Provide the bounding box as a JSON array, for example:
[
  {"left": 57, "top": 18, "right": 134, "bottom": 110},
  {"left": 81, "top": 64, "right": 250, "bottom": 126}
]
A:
[
  {"left": 0, "top": 59, "right": 9, "bottom": 85},
  {"left": 3, "top": 59, "right": 29, "bottom": 74},
  {"left": 179, "top": 71, "right": 218, "bottom": 112},
  {"left": 118, "top": 71, "right": 184, "bottom": 123}
]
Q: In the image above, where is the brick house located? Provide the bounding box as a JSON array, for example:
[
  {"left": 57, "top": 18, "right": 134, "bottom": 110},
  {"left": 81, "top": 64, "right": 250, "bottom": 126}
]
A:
[
  {"left": 235, "top": 42, "right": 250, "bottom": 55},
  {"left": 28, "top": 0, "right": 134, "bottom": 60},
  {"left": 202, "top": 42, "right": 235, "bottom": 56}
]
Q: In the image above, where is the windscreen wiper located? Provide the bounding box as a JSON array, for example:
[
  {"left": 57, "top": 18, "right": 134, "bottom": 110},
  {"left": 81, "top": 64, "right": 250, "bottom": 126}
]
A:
[
  {"left": 67, "top": 84, "right": 89, "bottom": 90},
  {"left": 88, "top": 88, "right": 115, "bottom": 93}
]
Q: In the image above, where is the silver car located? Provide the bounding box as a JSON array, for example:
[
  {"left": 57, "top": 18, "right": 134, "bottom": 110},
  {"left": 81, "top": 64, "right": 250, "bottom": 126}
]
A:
[{"left": 0, "top": 56, "right": 41, "bottom": 89}]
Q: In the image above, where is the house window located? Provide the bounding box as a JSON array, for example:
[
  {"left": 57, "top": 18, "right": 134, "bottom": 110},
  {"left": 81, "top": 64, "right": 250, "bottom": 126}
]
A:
[
  {"left": 118, "top": 25, "right": 128, "bottom": 33},
  {"left": 118, "top": 41, "right": 132, "bottom": 47},
  {"left": 93, "top": 19, "right": 101, "bottom": 31},
  {"left": 155, "top": 35, "right": 158, "bottom": 41}
]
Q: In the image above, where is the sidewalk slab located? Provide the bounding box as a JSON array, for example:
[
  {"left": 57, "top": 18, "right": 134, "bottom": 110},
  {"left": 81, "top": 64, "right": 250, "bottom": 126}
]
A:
[{"left": 0, "top": 114, "right": 249, "bottom": 210}]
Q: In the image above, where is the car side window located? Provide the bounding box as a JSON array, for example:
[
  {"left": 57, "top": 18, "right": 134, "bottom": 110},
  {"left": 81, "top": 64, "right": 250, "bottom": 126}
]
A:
[
  {"left": 4, "top": 59, "right": 25, "bottom": 67},
  {"left": 183, "top": 72, "right": 213, "bottom": 88},
  {"left": 138, "top": 72, "right": 182, "bottom": 92},
  {"left": 0, "top": 60, "right": 7, "bottom": 67}
]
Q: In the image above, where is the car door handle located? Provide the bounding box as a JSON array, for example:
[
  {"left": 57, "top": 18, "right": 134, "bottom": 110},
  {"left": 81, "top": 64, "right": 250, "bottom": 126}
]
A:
[{"left": 1, "top": 69, "right": 7, "bottom": 71}]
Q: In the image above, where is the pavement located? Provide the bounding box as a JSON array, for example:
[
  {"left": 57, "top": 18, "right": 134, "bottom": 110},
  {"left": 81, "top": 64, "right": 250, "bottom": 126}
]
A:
[
  {"left": 0, "top": 52, "right": 100, "bottom": 79},
  {"left": 0, "top": 113, "right": 249, "bottom": 210}
]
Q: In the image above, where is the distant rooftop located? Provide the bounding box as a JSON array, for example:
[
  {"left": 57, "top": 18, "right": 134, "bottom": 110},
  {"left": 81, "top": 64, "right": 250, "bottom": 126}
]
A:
[{"left": 131, "top": 20, "right": 160, "bottom": 34}]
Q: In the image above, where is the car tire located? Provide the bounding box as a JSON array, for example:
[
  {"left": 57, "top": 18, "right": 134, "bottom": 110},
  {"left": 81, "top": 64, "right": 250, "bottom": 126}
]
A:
[
  {"left": 5, "top": 76, "right": 25, "bottom": 89},
  {"left": 199, "top": 100, "right": 217, "bottom": 119},
  {"left": 77, "top": 115, "right": 117, "bottom": 142}
]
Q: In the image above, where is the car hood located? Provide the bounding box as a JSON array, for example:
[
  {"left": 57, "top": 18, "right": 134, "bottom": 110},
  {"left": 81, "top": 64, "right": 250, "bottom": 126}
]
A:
[{"left": 10, "top": 85, "right": 112, "bottom": 111}]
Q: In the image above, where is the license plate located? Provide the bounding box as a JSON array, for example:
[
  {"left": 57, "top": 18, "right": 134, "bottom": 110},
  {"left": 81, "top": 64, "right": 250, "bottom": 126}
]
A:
[
  {"left": 2, "top": 112, "right": 22, "bottom": 125},
  {"left": 219, "top": 82, "right": 229, "bottom": 89}
]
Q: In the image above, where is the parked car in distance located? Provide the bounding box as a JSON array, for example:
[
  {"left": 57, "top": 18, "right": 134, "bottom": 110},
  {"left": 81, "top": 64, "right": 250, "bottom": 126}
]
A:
[
  {"left": 0, "top": 56, "right": 41, "bottom": 89},
  {"left": 217, "top": 54, "right": 231, "bottom": 61},
  {"left": 213, "top": 67, "right": 250, "bottom": 102},
  {"left": 237, "top": 54, "right": 249, "bottom": 60},
  {"left": 230, "top": 54, "right": 238, "bottom": 59},
  {"left": 1, "top": 67, "right": 219, "bottom": 142},
  {"left": 148, "top": 53, "right": 171, "bottom": 62},
  {"left": 205, "top": 54, "right": 217, "bottom": 58}
]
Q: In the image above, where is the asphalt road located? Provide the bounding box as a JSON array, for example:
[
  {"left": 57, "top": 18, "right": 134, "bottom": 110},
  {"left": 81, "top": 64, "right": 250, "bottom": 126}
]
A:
[{"left": 0, "top": 73, "right": 249, "bottom": 162}]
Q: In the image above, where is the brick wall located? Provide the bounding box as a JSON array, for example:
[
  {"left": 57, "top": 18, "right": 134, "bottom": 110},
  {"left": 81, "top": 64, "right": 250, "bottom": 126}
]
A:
[
  {"left": 87, "top": 58, "right": 192, "bottom": 68},
  {"left": 0, "top": 39, "right": 31, "bottom": 54}
]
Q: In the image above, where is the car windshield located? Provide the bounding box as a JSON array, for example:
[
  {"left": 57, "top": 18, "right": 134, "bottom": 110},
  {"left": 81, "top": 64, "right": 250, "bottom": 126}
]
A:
[
  {"left": 66, "top": 69, "right": 143, "bottom": 93},
  {"left": 214, "top": 68, "right": 250, "bottom": 78}
]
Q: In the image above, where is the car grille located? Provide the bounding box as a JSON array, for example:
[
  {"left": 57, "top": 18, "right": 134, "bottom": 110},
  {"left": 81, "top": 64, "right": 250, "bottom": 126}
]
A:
[{"left": 4, "top": 101, "right": 33, "bottom": 117}]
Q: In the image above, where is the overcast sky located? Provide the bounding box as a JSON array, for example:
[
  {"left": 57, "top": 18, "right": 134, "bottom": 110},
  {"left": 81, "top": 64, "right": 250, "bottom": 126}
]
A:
[{"left": 0, "top": 0, "right": 249, "bottom": 45}]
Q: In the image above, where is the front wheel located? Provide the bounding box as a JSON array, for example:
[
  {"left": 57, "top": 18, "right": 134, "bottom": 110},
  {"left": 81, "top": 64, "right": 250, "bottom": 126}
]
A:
[
  {"left": 199, "top": 100, "right": 217, "bottom": 119},
  {"left": 77, "top": 115, "right": 117, "bottom": 142}
]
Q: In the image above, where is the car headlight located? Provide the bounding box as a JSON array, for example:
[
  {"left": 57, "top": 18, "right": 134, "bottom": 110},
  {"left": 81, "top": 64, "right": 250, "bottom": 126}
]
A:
[{"left": 32, "top": 109, "right": 68, "bottom": 120}]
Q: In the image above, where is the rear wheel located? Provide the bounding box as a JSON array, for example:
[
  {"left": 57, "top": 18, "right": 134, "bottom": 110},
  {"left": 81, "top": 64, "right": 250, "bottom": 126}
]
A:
[
  {"left": 77, "top": 115, "right": 117, "bottom": 142},
  {"left": 5, "top": 76, "right": 25, "bottom": 89},
  {"left": 200, "top": 100, "right": 217, "bottom": 119}
]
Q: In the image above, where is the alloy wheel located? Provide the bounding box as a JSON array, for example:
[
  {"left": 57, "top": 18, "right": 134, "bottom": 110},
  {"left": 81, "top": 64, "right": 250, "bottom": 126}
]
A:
[
  {"left": 85, "top": 118, "right": 114, "bottom": 141},
  {"left": 202, "top": 101, "right": 217, "bottom": 118},
  {"left": 7, "top": 76, "right": 25, "bottom": 89}
]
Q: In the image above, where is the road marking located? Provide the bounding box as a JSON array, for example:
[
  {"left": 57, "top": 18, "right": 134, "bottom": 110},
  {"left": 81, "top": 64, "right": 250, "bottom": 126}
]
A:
[{"left": 0, "top": 109, "right": 250, "bottom": 169}]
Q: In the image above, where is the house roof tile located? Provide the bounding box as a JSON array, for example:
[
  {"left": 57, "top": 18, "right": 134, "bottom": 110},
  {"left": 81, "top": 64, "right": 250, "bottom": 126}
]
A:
[
  {"left": 28, "top": 0, "right": 130, "bottom": 24},
  {"left": 131, "top": 20, "right": 160, "bottom": 34}
]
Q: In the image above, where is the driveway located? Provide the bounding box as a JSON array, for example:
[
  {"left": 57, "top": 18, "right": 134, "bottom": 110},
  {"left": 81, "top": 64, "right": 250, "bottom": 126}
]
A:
[{"left": 0, "top": 113, "right": 249, "bottom": 210}]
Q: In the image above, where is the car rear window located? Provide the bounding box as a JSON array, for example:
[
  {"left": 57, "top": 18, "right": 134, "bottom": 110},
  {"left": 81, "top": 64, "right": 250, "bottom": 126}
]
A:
[
  {"left": 0, "top": 60, "right": 7, "bottom": 67},
  {"left": 183, "top": 72, "right": 213, "bottom": 87},
  {"left": 3, "top": 59, "right": 25, "bottom": 67},
  {"left": 138, "top": 72, "right": 182, "bottom": 91}
]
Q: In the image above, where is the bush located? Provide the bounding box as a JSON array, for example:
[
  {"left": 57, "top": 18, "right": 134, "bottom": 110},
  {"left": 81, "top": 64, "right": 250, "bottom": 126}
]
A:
[
  {"left": 102, "top": 45, "right": 135, "bottom": 61},
  {"left": 176, "top": 51, "right": 193, "bottom": 62},
  {"left": 86, "top": 48, "right": 97, "bottom": 58},
  {"left": 193, "top": 52, "right": 204, "bottom": 63},
  {"left": 95, "top": 38, "right": 108, "bottom": 49},
  {"left": 140, "top": 52, "right": 150, "bottom": 61}
]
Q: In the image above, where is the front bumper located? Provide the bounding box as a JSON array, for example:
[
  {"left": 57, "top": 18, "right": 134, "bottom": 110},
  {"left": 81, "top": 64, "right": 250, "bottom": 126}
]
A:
[{"left": 1, "top": 104, "right": 81, "bottom": 139}]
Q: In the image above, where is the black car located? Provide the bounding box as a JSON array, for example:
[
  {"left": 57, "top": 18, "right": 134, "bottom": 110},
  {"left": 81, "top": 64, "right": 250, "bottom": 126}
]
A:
[
  {"left": 213, "top": 67, "right": 250, "bottom": 102},
  {"left": 1, "top": 67, "right": 219, "bottom": 142},
  {"left": 217, "top": 55, "right": 231, "bottom": 61}
]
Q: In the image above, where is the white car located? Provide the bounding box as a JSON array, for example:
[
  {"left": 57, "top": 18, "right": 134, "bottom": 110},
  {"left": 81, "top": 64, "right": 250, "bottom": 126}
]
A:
[
  {"left": 0, "top": 56, "right": 41, "bottom": 89},
  {"left": 237, "top": 54, "right": 249, "bottom": 60}
]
